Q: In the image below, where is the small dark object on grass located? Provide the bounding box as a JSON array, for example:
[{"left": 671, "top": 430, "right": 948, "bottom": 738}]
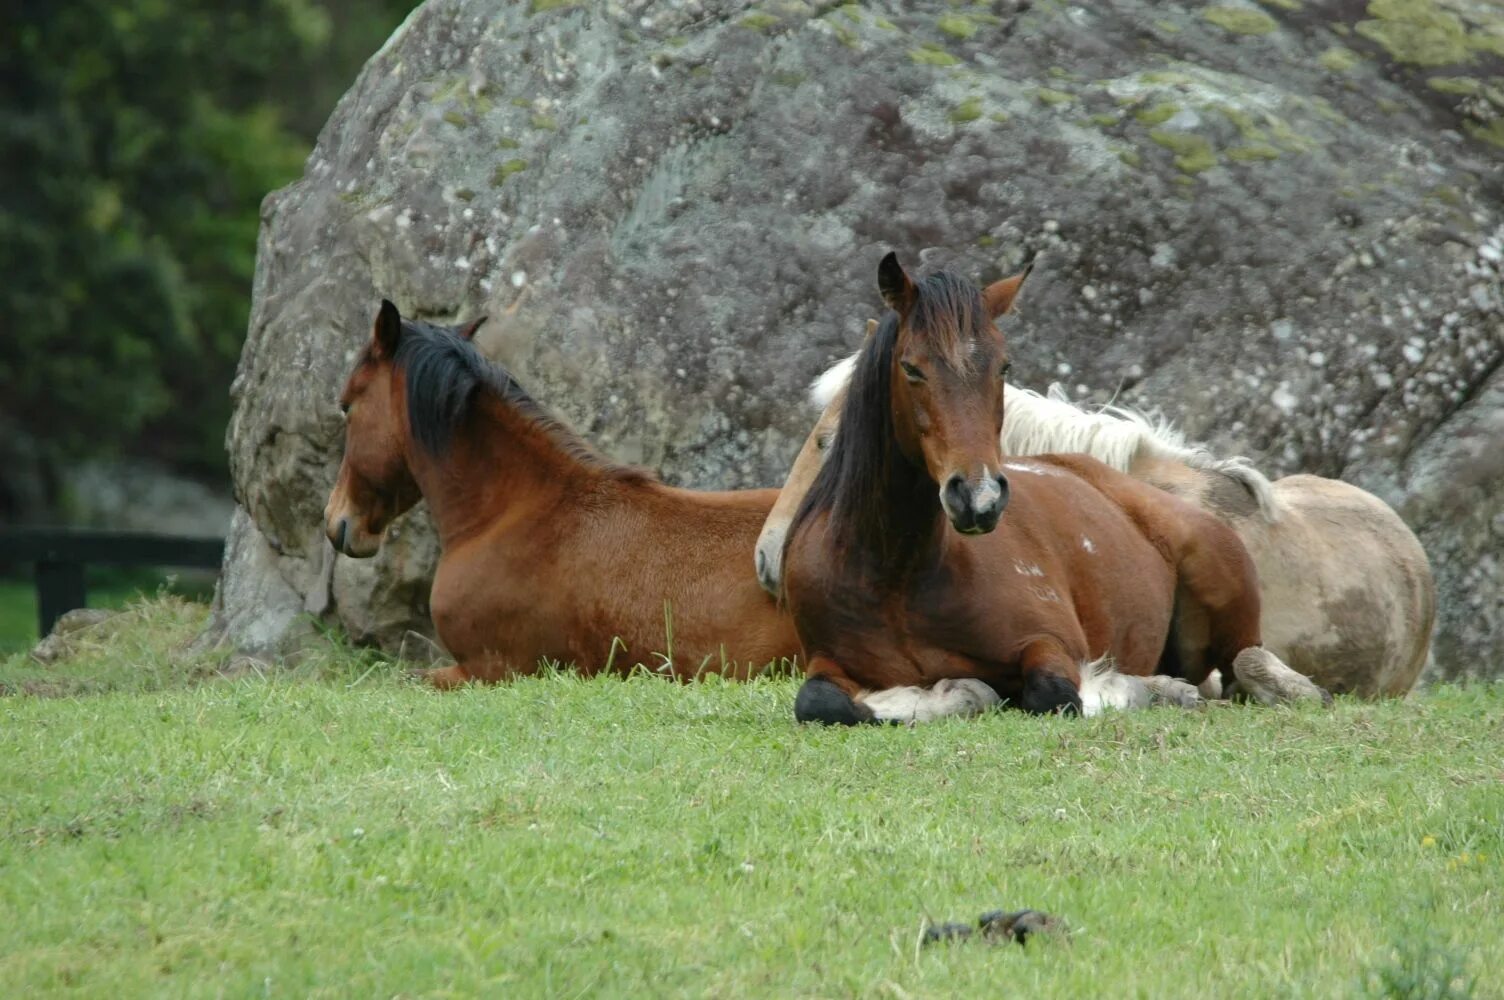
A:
[
  {"left": 922, "top": 921, "right": 974, "bottom": 945},
  {"left": 979, "top": 908, "right": 1063, "bottom": 945}
]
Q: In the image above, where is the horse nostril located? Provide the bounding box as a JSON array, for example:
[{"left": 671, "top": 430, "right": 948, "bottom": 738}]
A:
[
  {"left": 755, "top": 549, "right": 767, "bottom": 579},
  {"left": 332, "top": 518, "right": 348, "bottom": 553}
]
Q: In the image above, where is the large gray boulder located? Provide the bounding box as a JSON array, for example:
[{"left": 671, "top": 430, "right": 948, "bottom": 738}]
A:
[{"left": 210, "top": 0, "right": 1504, "bottom": 680}]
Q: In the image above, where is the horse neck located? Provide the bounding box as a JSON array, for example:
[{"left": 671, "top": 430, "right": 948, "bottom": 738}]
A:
[{"left": 406, "top": 394, "right": 590, "bottom": 550}]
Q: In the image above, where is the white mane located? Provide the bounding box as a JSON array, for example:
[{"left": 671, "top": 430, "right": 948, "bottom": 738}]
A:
[{"left": 808, "top": 353, "right": 1280, "bottom": 521}]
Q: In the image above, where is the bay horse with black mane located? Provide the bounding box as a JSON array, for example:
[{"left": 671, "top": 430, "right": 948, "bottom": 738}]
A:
[
  {"left": 324, "top": 301, "right": 798, "bottom": 686},
  {"left": 781, "top": 253, "right": 1322, "bottom": 723}
]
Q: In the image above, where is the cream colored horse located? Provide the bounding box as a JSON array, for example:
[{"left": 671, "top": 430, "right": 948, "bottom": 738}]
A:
[{"left": 758, "top": 335, "right": 1435, "bottom": 700}]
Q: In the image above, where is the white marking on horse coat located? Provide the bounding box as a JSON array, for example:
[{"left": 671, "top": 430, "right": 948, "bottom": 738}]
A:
[
  {"left": 1081, "top": 535, "right": 1096, "bottom": 553},
  {"left": 1078, "top": 660, "right": 1204, "bottom": 715},
  {"left": 1077, "top": 659, "right": 1153, "bottom": 717},
  {"left": 1002, "top": 460, "right": 1066, "bottom": 478},
  {"left": 858, "top": 678, "right": 1001, "bottom": 723},
  {"left": 1012, "top": 560, "right": 1045, "bottom": 577},
  {"left": 972, "top": 470, "right": 1003, "bottom": 513},
  {"left": 1028, "top": 584, "right": 1062, "bottom": 603}
]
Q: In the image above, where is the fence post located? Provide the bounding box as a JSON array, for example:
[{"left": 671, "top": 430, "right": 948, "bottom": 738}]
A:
[{"left": 36, "top": 560, "right": 87, "bottom": 638}]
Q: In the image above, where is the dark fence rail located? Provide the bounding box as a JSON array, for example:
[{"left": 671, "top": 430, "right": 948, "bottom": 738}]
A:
[{"left": 0, "top": 527, "right": 224, "bottom": 638}]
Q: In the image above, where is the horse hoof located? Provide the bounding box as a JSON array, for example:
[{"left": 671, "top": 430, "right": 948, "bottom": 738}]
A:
[
  {"left": 1019, "top": 672, "right": 1082, "bottom": 715},
  {"left": 421, "top": 664, "right": 470, "bottom": 690},
  {"left": 794, "top": 675, "right": 874, "bottom": 725},
  {"left": 922, "top": 922, "right": 974, "bottom": 945},
  {"left": 1231, "top": 649, "right": 1330, "bottom": 707},
  {"left": 979, "top": 909, "right": 1064, "bottom": 946}
]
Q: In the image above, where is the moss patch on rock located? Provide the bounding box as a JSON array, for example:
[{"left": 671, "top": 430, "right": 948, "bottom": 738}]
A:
[
  {"left": 949, "top": 97, "right": 984, "bottom": 123},
  {"left": 1464, "top": 118, "right": 1504, "bottom": 147},
  {"left": 738, "top": 11, "right": 780, "bottom": 30},
  {"left": 1203, "top": 7, "right": 1278, "bottom": 36},
  {"left": 1036, "top": 87, "right": 1074, "bottom": 106},
  {"left": 909, "top": 44, "right": 961, "bottom": 67},
  {"left": 1355, "top": 0, "right": 1504, "bottom": 67},
  {"left": 1320, "top": 46, "right": 1361, "bottom": 72},
  {"left": 490, "top": 159, "right": 528, "bottom": 185},
  {"left": 1134, "top": 102, "right": 1180, "bottom": 126},
  {"left": 937, "top": 14, "right": 977, "bottom": 39},
  {"left": 1227, "top": 142, "right": 1282, "bottom": 161},
  {"left": 1150, "top": 129, "right": 1218, "bottom": 173},
  {"left": 1428, "top": 76, "right": 1482, "bottom": 95}
]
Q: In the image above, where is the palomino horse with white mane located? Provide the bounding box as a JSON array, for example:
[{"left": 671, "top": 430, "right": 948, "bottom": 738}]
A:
[
  {"left": 759, "top": 269, "right": 1435, "bottom": 700},
  {"left": 780, "top": 253, "right": 1324, "bottom": 724}
]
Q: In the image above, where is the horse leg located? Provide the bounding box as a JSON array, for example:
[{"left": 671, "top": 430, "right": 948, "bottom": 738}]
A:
[
  {"left": 1017, "top": 640, "right": 1085, "bottom": 715},
  {"left": 794, "top": 661, "right": 875, "bottom": 725},
  {"left": 860, "top": 678, "right": 1001, "bottom": 723},
  {"left": 1075, "top": 659, "right": 1204, "bottom": 715},
  {"left": 794, "top": 659, "right": 1000, "bottom": 725},
  {"left": 422, "top": 664, "right": 471, "bottom": 689},
  {"left": 1173, "top": 524, "right": 1332, "bottom": 707},
  {"left": 420, "top": 656, "right": 540, "bottom": 689}
]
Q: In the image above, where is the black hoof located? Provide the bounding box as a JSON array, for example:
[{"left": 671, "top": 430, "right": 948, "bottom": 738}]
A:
[
  {"left": 979, "top": 909, "right": 1062, "bottom": 946},
  {"left": 1019, "top": 672, "right": 1082, "bottom": 715},
  {"left": 922, "top": 922, "right": 973, "bottom": 946},
  {"left": 794, "top": 676, "right": 874, "bottom": 726}
]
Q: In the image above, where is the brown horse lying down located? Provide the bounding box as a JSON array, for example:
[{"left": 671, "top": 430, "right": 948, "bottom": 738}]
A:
[
  {"left": 323, "top": 301, "right": 797, "bottom": 687},
  {"left": 781, "top": 254, "right": 1329, "bottom": 723},
  {"left": 759, "top": 293, "right": 1434, "bottom": 701}
]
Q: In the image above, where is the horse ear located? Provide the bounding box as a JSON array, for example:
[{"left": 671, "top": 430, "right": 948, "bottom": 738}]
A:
[
  {"left": 878, "top": 252, "right": 917, "bottom": 314},
  {"left": 864, "top": 318, "right": 879, "bottom": 339},
  {"left": 457, "top": 315, "right": 488, "bottom": 341},
  {"left": 983, "top": 257, "right": 1036, "bottom": 318},
  {"left": 374, "top": 299, "right": 402, "bottom": 356}
]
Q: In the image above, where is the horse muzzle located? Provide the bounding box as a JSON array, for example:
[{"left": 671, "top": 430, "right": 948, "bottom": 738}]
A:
[
  {"left": 754, "top": 529, "right": 785, "bottom": 596},
  {"left": 325, "top": 513, "right": 382, "bottom": 558},
  {"left": 941, "top": 471, "right": 1010, "bottom": 535}
]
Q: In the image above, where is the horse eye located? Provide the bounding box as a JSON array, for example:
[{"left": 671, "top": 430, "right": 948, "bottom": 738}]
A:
[
  {"left": 999, "top": 362, "right": 1013, "bottom": 379},
  {"left": 816, "top": 434, "right": 831, "bottom": 452},
  {"left": 339, "top": 401, "right": 350, "bottom": 416},
  {"left": 900, "top": 361, "right": 925, "bottom": 383}
]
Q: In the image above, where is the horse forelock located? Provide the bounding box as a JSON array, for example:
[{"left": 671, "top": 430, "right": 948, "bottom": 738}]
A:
[{"left": 907, "top": 270, "right": 993, "bottom": 374}]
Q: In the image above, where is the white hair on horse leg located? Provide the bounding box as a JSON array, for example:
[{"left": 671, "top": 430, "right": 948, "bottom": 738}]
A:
[
  {"left": 1139, "top": 675, "right": 1206, "bottom": 709},
  {"left": 808, "top": 353, "right": 858, "bottom": 409},
  {"left": 858, "top": 678, "right": 1000, "bottom": 723},
  {"left": 1198, "top": 672, "right": 1224, "bottom": 700},
  {"left": 1077, "top": 657, "right": 1154, "bottom": 717},
  {"left": 1231, "top": 648, "right": 1331, "bottom": 706}
]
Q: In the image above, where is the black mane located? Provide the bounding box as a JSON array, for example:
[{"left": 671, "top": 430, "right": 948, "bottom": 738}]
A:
[
  {"left": 785, "top": 311, "right": 912, "bottom": 571},
  {"left": 394, "top": 319, "right": 646, "bottom": 479}
]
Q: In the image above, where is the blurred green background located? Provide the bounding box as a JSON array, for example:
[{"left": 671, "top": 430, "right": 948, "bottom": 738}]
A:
[{"left": 1, "top": 0, "right": 422, "bottom": 648}]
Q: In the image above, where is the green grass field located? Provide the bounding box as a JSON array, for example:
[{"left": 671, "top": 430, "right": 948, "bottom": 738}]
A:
[{"left": 1, "top": 599, "right": 1499, "bottom": 998}]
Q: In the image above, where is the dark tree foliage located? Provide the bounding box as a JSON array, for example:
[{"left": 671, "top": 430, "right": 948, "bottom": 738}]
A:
[{"left": 0, "top": 0, "right": 417, "bottom": 516}]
